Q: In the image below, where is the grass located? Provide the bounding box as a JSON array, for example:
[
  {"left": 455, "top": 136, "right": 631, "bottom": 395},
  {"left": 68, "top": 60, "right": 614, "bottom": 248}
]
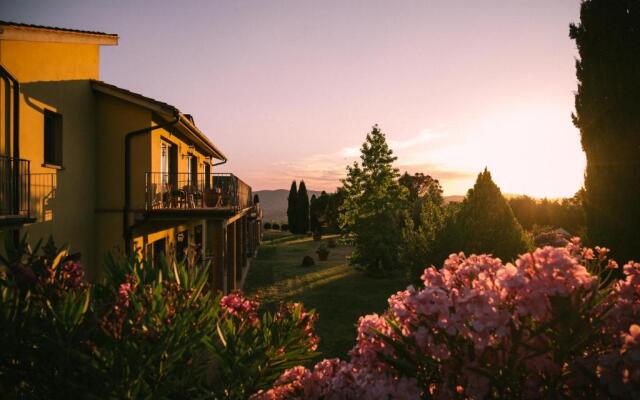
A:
[{"left": 244, "top": 230, "right": 409, "bottom": 361}]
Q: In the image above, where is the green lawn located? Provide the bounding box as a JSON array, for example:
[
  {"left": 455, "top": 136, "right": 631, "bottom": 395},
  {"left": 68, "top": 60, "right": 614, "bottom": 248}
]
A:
[{"left": 244, "top": 230, "right": 409, "bottom": 361}]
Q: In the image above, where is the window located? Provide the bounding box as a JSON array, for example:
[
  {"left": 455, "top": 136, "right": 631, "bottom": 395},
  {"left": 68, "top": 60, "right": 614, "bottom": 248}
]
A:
[
  {"left": 188, "top": 155, "right": 198, "bottom": 187},
  {"left": 204, "top": 163, "right": 211, "bottom": 190},
  {"left": 160, "top": 141, "right": 170, "bottom": 187},
  {"left": 160, "top": 140, "right": 178, "bottom": 188},
  {"left": 44, "top": 110, "right": 63, "bottom": 167}
]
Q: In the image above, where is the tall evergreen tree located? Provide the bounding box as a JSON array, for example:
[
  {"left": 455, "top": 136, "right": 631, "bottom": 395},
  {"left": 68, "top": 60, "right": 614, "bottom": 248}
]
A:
[
  {"left": 444, "top": 169, "right": 530, "bottom": 261},
  {"left": 570, "top": 0, "right": 640, "bottom": 262},
  {"left": 286, "top": 181, "right": 298, "bottom": 233},
  {"left": 309, "top": 194, "right": 320, "bottom": 232},
  {"left": 339, "top": 125, "right": 406, "bottom": 273},
  {"left": 297, "top": 180, "right": 310, "bottom": 234}
]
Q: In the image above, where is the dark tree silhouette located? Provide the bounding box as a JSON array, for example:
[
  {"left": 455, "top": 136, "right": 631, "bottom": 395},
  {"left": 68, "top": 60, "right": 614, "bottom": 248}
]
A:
[
  {"left": 309, "top": 194, "right": 320, "bottom": 232},
  {"left": 287, "top": 181, "right": 298, "bottom": 233},
  {"left": 297, "top": 180, "right": 310, "bottom": 234},
  {"left": 445, "top": 169, "right": 530, "bottom": 261},
  {"left": 570, "top": 0, "right": 640, "bottom": 261}
]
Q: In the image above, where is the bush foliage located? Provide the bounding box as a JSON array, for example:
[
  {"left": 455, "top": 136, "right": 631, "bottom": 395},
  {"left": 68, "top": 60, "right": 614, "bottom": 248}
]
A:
[
  {"left": 0, "top": 234, "right": 318, "bottom": 399},
  {"left": 256, "top": 240, "right": 640, "bottom": 399}
]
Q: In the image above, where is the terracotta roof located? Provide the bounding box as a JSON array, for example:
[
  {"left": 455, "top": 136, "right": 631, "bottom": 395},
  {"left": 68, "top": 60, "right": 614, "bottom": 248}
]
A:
[
  {"left": 91, "top": 80, "right": 227, "bottom": 161},
  {"left": 0, "top": 20, "right": 117, "bottom": 37}
]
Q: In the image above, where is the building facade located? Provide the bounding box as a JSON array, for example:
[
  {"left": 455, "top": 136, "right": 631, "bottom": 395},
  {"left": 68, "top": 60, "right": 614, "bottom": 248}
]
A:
[{"left": 0, "top": 21, "right": 261, "bottom": 292}]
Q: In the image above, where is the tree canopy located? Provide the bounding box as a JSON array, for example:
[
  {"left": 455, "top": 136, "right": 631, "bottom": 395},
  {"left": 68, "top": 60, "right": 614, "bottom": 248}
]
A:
[
  {"left": 570, "top": 0, "right": 640, "bottom": 262},
  {"left": 444, "top": 169, "right": 530, "bottom": 261},
  {"left": 340, "top": 125, "right": 406, "bottom": 273}
]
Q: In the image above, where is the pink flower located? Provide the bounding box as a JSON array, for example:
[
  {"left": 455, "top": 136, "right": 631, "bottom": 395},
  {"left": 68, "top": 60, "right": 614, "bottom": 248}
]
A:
[
  {"left": 117, "top": 283, "right": 131, "bottom": 308},
  {"left": 221, "top": 292, "right": 260, "bottom": 323},
  {"left": 60, "top": 260, "right": 84, "bottom": 289}
]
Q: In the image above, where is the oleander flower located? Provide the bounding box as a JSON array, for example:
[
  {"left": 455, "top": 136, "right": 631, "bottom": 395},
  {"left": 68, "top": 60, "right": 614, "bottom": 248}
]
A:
[{"left": 259, "top": 241, "right": 640, "bottom": 399}]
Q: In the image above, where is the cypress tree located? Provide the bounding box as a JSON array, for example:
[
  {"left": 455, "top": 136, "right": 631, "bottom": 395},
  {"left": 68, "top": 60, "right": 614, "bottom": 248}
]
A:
[
  {"left": 445, "top": 169, "right": 530, "bottom": 261},
  {"left": 287, "top": 181, "right": 298, "bottom": 233},
  {"left": 297, "top": 180, "right": 310, "bottom": 234},
  {"left": 309, "top": 194, "right": 320, "bottom": 232},
  {"left": 570, "top": 0, "right": 640, "bottom": 262}
]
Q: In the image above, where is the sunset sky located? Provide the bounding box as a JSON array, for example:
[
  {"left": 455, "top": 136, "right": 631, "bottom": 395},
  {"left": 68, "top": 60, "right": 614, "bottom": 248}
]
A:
[{"left": 3, "top": 0, "right": 585, "bottom": 198}]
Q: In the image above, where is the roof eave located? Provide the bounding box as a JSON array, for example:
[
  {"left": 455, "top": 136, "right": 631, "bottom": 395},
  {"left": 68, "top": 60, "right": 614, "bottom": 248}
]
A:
[
  {"left": 91, "top": 80, "right": 227, "bottom": 161},
  {"left": 0, "top": 25, "right": 118, "bottom": 45},
  {"left": 178, "top": 114, "right": 227, "bottom": 161}
]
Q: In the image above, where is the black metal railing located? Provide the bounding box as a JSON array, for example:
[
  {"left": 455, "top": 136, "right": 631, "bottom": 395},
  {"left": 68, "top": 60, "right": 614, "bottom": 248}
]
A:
[
  {"left": 145, "top": 172, "right": 253, "bottom": 211},
  {"left": 0, "top": 156, "right": 30, "bottom": 219}
]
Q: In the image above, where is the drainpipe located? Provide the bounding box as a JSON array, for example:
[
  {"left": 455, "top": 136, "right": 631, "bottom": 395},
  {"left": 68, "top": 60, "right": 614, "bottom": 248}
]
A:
[{"left": 123, "top": 112, "right": 179, "bottom": 255}]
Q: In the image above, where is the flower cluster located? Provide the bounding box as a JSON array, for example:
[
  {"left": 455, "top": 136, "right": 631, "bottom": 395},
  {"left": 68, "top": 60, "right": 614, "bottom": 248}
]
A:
[
  {"left": 252, "top": 358, "right": 421, "bottom": 400},
  {"left": 260, "top": 240, "right": 640, "bottom": 399},
  {"left": 221, "top": 291, "right": 260, "bottom": 324},
  {"left": 59, "top": 260, "right": 85, "bottom": 290}
]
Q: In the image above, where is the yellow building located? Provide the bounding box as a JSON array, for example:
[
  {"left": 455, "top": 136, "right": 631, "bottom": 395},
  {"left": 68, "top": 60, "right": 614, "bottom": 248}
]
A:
[{"left": 0, "top": 21, "right": 261, "bottom": 291}]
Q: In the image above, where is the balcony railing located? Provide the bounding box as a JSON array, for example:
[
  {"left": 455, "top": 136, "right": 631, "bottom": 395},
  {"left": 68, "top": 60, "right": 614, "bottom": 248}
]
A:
[
  {"left": 0, "top": 156, "right": 31, "bottom": 220},
  {"left": 145, "top": 172, "right": 253, "bottom": 212}
]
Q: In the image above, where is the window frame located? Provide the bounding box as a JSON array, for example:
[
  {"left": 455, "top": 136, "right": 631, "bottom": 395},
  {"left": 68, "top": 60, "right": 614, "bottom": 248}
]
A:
[{"left": 43, "top": 109, "right": 63, "bottom": 169}]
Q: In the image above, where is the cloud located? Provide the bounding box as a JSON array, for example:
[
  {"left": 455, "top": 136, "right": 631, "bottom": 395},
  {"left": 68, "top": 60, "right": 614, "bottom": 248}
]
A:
[{"left": 389, "top": 130, "right": 442, "bottom": 150}]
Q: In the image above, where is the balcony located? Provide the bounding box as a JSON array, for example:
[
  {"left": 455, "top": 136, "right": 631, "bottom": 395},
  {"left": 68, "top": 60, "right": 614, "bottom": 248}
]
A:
[
  {"left": 145, "top": 172, "right": 253, "bottom": 216},
  {"left": 0, "top": 156, "right": 34, "bottom": 226}
]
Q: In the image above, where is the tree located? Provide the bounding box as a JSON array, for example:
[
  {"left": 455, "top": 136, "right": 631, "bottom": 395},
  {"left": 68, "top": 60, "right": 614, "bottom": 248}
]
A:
[
  {"left": 297, "top": 180, "right": 310, "bottom": 234},
  {"left": 309, "top": 194, "right": 320, "bottom": 233},
  {"left": 397, "top": 172, "right": 445, "bottom": 281},
  {"left": 399, "top": 172, "right": 443, "bottom": 206},
  {"left": 287, "top": 181, "right": 298, "bottom": 233},
  {"left": 570, "top": 0, "right": 640, "bottom": 262},
  {"left": 399, "top": 196, "right": 445, "bottom": 282},
  {"left": 253, "top": 194, "right": 260, "bottom": 205},
  {"left": 444, "top": 169, "right": 530, "bottom": 261},
  {"left": 339, "top": 125, "right": 406, "bottom": 273},
  {"left": 399, "top": 172, "right": 443, "bottom": 228}
]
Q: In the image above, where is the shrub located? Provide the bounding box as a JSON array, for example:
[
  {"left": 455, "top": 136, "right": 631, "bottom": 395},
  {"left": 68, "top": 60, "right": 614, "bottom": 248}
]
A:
[
  {"left": 316, "top": 245, "right": 329, "bottom": 261},
  {"left": 0, "top": 234, "right": 319, "bottom": 399},
  {"left": 281, "top": 223, "right": 289, "bottom": 231},
  {"left": 301, "top": 256, "right": 315, "bottom": 267},
  {"left": 256, "top": 239, "right": 640, "bottom": 399},
  {"left": 442, "top": 169, "right": 530, "bottom": 261},
  {"left": 271, "top": 223, "right": 280, "bottom": 230},
  {"left": 264, "top": 222, "right": 272, "bottom": 230}
]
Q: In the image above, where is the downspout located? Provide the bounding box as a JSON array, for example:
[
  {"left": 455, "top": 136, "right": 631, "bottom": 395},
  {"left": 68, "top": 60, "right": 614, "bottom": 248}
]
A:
[
  {"left": 2, "top": 74, "right": 10, "bottom": 157},
  {"left": 123, "top": 112, "right": 179, "bottom": 255}
]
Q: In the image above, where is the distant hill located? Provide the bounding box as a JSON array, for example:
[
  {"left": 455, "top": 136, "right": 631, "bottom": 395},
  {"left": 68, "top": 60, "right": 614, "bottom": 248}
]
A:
[
  {"left": 443, "top": 195, "right": 464, "bottom": 204},
  {"left": 255, "top": 189, "right": 466, "bottom": 223},
  {"left": 255, "top": 189, "right": 324, "bottom": 223}
]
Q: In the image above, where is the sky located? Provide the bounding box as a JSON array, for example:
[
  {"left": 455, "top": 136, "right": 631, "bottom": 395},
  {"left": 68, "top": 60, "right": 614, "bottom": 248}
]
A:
[{"left": 2, "top": 0, "right": 586, "bottom": 197}]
